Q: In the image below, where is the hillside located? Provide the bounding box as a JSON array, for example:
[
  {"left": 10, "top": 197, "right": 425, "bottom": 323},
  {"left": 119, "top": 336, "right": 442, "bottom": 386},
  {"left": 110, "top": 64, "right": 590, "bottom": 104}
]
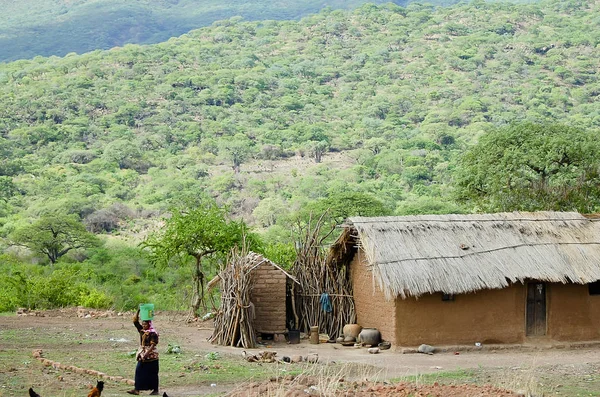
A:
[
  {"left": 0, "top": 0, "right": 599, "bottom": 242},
  {"left": 0, "top": 0, "right": 472, "bottom": 63},
  {"left": 0, "top": 0, "right": 600, "bottom": 313}
]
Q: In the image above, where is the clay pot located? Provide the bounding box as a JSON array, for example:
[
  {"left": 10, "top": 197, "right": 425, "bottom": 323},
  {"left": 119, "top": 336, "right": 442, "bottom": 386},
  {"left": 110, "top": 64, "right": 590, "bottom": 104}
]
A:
[
  {"left": 343, "top": 323, "right": 362, "bottom": 339},
  {"left": 358, "top": 328, "right": 381, "bottom": 346}
]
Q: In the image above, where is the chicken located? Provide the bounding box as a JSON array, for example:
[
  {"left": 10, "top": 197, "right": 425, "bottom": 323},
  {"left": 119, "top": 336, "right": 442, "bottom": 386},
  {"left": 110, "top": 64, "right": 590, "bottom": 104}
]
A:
[
  {"left": 29, "top": 388, "right": 41, "bottom": 397},
  {"left": 87, "top": 380, "right": 104, "bottom": 397}
]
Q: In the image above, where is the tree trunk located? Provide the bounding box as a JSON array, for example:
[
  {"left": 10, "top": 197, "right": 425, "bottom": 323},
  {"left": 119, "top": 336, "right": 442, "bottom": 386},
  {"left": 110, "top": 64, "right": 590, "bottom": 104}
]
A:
[
  {"left": 47, "top": 249, "right": 58, "bottom": 265},
  {"left": 188, "top": 254, "right": 205, "bottom": 322},
  {"left": 314, "top": 150, "right": 323, "bottom": 163}
]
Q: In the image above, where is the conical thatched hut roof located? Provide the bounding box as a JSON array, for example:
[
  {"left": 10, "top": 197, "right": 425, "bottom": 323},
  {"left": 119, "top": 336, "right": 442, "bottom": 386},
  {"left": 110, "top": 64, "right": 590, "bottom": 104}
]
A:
[{"left": 328, "top": 212, "right": 600, "bottom": 300}]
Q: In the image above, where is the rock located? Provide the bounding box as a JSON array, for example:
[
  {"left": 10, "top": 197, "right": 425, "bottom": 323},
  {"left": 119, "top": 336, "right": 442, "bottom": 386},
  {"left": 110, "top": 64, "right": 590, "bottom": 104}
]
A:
[
  {"left": 291, "top": 355, "right": 303, "bottom": 363},
  {"left": 274, "top": 334, "right": 285, "bottom": 342},
  {"left": 305, "top": 354, "right": 319, "bottom": 363},
  {"left": 367, "top": 347, "right": 380, "bottom": 354},
  {"left": 418, "top": 344, "right": 435, "bottom": 354}
]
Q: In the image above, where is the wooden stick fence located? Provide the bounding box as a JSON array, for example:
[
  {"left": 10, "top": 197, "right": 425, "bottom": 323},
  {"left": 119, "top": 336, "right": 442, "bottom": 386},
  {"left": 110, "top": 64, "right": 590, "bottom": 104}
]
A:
[
  {"left": 292, "top": 212, "right": 356, "bottom": 338},
  {"left": 208, "top": 246, "right": 258, "bottom": 348}
]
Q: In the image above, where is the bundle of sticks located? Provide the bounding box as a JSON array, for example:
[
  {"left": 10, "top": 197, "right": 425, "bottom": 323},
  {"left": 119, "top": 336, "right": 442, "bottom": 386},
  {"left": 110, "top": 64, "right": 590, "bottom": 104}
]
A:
[
  {"left": 208, "top": 247, "right": 258, "bottom": 348},
  {"left": 292, "top": 213, "right": 356, "bottom": 338}
]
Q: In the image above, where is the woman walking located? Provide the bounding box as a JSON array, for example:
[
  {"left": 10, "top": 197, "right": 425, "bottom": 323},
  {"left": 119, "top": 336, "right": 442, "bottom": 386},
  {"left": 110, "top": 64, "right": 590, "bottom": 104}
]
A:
[{"left": 127, "top": 308, "right": 159, "bottom": 395}]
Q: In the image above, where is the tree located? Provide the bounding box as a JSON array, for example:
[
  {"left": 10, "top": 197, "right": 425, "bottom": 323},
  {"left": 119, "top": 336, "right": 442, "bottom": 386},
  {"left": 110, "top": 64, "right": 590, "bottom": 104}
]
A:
[
  {"left": 102, "top": 138, "right": 143, "bottom": 170},
  {"left": 303, "top": 191, "right": 393, "bottom": 226},
  {"left": 305, "top": 140, "right": 329, "bottom": 163},
  {"left": 454, "top": 123, "right": 600, "bottom": 213},
  {"left": 219, "top": 134, "right": 254, "bottom": 173},
  {"left": 9, "top": 214, "right": 101, "bottom": 264},
  {"left": 0, "top": 176, "right": 17, "bottom": 202},
  {"left": 142, "top": 199, "right": 261, "bottom": 319},
  {"left": 252, "top": 196, "right": 288, "bottom": 227}
]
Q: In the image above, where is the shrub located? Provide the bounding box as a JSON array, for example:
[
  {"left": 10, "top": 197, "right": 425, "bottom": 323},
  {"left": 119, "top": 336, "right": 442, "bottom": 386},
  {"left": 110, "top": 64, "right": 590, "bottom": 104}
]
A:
[{"left": 79, "top": 289, "right": 113, "bottom": 309}]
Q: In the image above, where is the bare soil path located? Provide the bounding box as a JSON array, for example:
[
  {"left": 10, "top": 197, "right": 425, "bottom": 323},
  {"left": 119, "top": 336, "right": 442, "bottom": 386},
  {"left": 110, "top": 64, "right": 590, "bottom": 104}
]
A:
[{"left": 2, "top": 310, "right": 600, "bottom": 396}]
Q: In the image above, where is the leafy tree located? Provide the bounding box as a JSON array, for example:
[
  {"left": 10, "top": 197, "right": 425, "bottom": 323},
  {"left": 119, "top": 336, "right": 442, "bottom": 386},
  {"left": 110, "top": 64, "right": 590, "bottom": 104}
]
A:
[
  {"left": 102, "top": 139, "right": 143, "bottom": 170},
  {"left": 219, "top": 134, "right": 254, "bottom": 173},
  {"left": 454, "top": 123, "right": 600, "bottom": 213},
  {"left": 305, "top": 140, "right": 330, "bottom": 163},
  {"left": 261, "top": 242, "right": 296, "bottom": 270},
  {"left": 9, "top": 214, "right": 101, "bottom": 265},
  {"left": 142, "top": 199, "right": 261, "bottom": 318},
  {"left": 0, "top": 176, "right": 17, "bottom": 202},
  {"left": 304, "top": 191, "right": 393, "bottom": 226},
  {"left": 252, "top": 196, "right": 289, "bottom": 227},
  {"left": 395, "top": 196, "right": 465, "bottom": 215}
]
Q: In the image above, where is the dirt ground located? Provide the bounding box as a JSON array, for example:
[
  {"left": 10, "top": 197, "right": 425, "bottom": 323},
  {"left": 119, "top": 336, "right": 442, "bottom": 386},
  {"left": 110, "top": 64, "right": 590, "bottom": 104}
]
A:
[{"left": 2, "top": 310, "right": 600, "bottom": 396}]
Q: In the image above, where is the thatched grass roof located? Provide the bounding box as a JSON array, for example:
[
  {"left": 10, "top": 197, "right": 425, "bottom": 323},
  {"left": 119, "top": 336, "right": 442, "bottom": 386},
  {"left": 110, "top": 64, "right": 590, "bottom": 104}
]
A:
[{"left": 328, "top": 212, "right": 600, "bottom": 299}]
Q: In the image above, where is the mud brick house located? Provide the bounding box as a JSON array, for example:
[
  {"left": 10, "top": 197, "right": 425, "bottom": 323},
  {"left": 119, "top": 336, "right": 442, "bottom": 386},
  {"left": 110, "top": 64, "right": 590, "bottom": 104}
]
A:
[
  {"left": 246, "top": 252, "right": 298, "bottom": 335},
  {"left": 208, "top": 252, "right": 298, "bottom": 336},
  {"left": 328, "top": 212, "right": 600, "bottom": 347}
]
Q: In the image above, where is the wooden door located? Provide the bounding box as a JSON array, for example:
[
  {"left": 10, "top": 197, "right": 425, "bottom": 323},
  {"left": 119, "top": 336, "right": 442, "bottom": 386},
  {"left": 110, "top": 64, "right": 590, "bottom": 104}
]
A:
[{"left": 526, "top": 282, "right": 546, "bottom": 336}]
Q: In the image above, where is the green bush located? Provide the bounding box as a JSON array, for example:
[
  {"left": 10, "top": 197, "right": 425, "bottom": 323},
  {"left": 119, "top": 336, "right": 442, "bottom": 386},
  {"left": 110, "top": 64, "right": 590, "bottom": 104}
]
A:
[
  {"left": 79, "top": 289, "right": 113, "bottom": 309},
  {"left": 0, "top": 263, "right": 90, "bottom": 310},
  {"left": 0, "top": 243, "right": 202, "bottom": 313}
]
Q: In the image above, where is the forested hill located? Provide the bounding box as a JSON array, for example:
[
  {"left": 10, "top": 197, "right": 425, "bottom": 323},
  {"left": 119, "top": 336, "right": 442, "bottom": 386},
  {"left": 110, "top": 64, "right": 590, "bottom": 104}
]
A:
[
  {"left": 0, "top": 0, "right": 599, "bottom": 242},
  {"left": 0, "top": 0, "right": 471, "bottom": 63}
]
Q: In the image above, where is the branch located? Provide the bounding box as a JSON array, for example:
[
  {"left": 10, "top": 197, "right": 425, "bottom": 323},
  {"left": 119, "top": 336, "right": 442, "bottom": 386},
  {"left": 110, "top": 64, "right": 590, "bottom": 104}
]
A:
[
  {"left": 191, "top": 249, "right": 216, "bottom": 259},
  {"left": 57, "top": 247, "right": 73, "bottom": 258}
]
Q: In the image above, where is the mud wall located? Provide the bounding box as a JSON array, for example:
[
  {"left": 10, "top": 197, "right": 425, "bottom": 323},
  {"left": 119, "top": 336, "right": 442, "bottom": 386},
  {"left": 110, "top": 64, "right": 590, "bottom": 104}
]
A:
[
  {"left": 547, "top": 283, "right": 600, "bottom": 341},
  {"left": 350, "top": 250, "right": 397, "bottom": 344},
  {"left": 250, "top": 263, "right": 287, "bottom": 334},
  {"left": 395, "top": 284, "right": 526, "bottom": 347}
]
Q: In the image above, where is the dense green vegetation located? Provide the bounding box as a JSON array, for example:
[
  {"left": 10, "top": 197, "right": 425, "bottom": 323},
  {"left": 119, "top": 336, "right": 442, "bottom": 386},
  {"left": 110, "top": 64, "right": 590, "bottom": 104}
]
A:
[
  {"left": 456, "top": 124, "right": 600, "bottom": 212},
  {"left": 1, "top": 0, "right": 599, "bottom": 312},
  {"left": 0, "top": 0, "right": 470, "bottom": 63}
]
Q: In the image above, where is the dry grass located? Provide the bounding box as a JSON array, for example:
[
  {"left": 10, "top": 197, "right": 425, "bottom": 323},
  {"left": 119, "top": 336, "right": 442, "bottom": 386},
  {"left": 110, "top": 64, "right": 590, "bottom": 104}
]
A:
[{"left": 228, "top": 361, "right": 385, "bottom": 397}]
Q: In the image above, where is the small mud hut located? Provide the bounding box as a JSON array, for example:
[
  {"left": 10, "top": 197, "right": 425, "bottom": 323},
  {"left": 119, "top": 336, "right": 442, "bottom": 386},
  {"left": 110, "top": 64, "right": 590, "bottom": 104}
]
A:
[
  {"left": 246, "top": 252, "right": 299, "bottom": 335},
  {"left": 328, "top": 211, "right": 600, "bottom": 347},
  {"left": 208, "top": 251, "right": 298, "bottom": 348}
]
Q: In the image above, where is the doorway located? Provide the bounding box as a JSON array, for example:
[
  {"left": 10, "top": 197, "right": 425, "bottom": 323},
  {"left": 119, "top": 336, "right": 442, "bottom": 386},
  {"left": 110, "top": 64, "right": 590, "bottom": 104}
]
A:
[{"left": 526, "top": 282, "right": 547, "bottom": 336}]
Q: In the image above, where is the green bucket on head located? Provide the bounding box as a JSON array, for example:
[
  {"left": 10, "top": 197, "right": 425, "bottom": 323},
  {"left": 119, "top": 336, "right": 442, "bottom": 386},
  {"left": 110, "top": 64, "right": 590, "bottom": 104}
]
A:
[{"left": 139, "top": 303, "right": 155, "bottom": 321}]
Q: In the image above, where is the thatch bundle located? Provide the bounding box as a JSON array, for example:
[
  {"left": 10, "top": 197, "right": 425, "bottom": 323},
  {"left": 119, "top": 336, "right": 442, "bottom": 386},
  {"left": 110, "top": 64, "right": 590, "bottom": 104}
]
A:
[
  {"left": 209, "top": 247, "right": 258, "bottom": 348},
  {"left": 329, "top": 211, "right": 600, "bottom": 300},
  {"left": 292, "top": 213, "right": 355, "bottom": 338}
]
